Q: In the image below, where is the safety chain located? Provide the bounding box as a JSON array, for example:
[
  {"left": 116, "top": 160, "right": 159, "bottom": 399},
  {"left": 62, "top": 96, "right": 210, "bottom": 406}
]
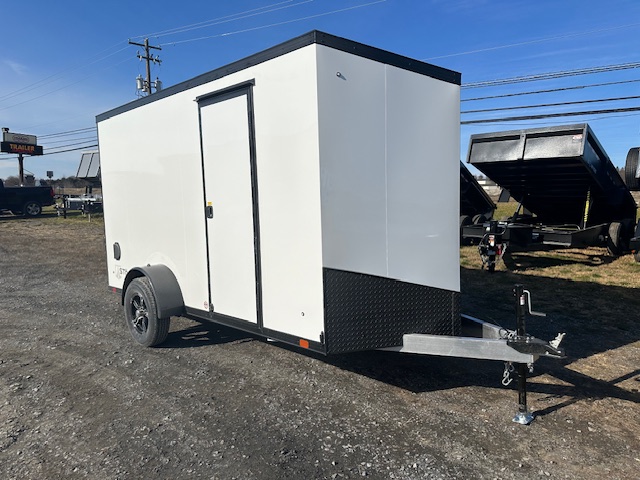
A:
[{"left": 502, "top": 361, "right": 514, "bottom": 386}]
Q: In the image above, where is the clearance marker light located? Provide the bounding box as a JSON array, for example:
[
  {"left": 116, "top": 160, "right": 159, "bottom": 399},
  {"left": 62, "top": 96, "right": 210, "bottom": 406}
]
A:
[{"left": 299, "top": 339, "right": 309, "bottom": 349}]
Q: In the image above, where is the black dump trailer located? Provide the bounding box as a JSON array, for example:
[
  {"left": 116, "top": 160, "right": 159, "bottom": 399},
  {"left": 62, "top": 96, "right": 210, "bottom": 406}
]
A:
[
  {"left": 463, "top": 124, "right": 637, "bottom": 267},
  {"left": 459, "top": 161, "right": 496, "bottom": 237},
  {"left": 624, "top": 147, "right": 640, "bottom": 261}
]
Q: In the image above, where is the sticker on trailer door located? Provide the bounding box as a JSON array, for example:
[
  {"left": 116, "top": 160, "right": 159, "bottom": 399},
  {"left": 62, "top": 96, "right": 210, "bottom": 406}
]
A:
[{"left": 113, "top": 266, "right": 128, "bottom": 280}]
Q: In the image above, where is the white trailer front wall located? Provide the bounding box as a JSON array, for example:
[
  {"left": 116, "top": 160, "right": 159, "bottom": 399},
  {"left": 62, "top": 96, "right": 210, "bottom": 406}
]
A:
[
  {"left": 385, "top": 66, "right": 460, "bottom": 291},
  {"left": 316, "top": 46, "right": 460, "bottom": 293},
  {"left": 100, "top": 45, "right": 325, "bottom": 341},
  {"left": 99, "top": 92, "right": 209, "bottom": 309}
]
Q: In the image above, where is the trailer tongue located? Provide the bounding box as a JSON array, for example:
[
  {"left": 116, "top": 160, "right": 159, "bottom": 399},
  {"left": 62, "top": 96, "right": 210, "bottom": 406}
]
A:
[{"left": 383, "top": 284, "right": 564, "bottom": 424}]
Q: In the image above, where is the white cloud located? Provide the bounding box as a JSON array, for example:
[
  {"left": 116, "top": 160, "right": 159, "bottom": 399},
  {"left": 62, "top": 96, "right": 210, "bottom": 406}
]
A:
[{"left": 4, "top": 60, "right": 28, "bottom": 76}]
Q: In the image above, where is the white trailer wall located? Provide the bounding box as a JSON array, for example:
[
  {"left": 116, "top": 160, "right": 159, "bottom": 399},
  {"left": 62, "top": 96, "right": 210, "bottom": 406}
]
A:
[
  {"left": 99, "top": 45, "right": 327, "bottom": 342},
  {"left": 316, "top": 45, "right": 460, "bottom": 293}
]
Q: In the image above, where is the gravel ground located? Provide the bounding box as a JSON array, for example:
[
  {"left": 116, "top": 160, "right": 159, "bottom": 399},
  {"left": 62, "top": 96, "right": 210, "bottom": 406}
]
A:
[{"left": 1, "top": 213, "right": 639, "bottom": 479}]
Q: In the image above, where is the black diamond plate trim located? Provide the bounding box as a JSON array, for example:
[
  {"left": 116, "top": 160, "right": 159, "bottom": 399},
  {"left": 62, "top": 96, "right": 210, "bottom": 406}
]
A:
[{"left": 323, "top": 269, "right": 460, "bottom": 354}]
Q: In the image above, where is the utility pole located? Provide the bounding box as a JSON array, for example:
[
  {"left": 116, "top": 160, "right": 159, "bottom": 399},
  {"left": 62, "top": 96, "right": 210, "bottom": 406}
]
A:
[{"left": 128, "top": 38, "right": 162, "bottom": 95}]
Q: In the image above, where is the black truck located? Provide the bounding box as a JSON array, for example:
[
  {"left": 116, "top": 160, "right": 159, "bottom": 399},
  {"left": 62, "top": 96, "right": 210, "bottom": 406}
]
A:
[{"left": 0, "top": 179, "right": 55, "bottom": 217}]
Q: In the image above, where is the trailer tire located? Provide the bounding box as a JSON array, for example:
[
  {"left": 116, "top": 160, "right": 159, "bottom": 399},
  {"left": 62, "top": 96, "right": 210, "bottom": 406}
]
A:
[
  {"left": 124, "top": 277, "right": 170, "bottom": 347},
  {"left": 460, "top": 215, "right": 472, "bottom": 245},
  {"left": 625, "top": 148, "right": 640, "bottom": 190},
  {"left": 607, "top": 221, "right": 625, "bottom": 256},
  {"left": 472, "top": 214, "right": 487, "bottom": 225},
  {"left": 22, "top": 201, "right": 42, "bottom": 217}
]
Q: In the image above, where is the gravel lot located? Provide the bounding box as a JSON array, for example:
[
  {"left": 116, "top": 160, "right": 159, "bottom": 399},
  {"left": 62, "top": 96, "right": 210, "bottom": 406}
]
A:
[{"left": 1, "top": 213, "right": 639, "bottom": 479}]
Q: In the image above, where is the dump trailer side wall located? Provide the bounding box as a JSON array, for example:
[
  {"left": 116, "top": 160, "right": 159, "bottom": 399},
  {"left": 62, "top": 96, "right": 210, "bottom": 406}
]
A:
[{"left": 468, "top": 124, "right": 636, "bottom": 226}]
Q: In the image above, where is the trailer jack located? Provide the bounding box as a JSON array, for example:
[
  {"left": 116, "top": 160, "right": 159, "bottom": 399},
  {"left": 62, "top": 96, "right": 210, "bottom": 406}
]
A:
[
  {"left": 380, "top": 284, "right": 565, "bottom": 424},
  {"left": 506, "top": 284, "right": 565, "bottom": 424}
]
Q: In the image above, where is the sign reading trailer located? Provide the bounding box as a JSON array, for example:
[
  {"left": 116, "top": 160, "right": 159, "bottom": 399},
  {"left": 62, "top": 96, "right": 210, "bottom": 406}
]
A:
[{"left": 1, "top": 142, "right": 43, "bottom": 155}]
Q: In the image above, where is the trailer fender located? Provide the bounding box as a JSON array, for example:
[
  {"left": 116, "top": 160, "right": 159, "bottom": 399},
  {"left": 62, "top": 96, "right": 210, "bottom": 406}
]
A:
[{"left": 123, "top": 265, "right": 185, "bottom": 318}]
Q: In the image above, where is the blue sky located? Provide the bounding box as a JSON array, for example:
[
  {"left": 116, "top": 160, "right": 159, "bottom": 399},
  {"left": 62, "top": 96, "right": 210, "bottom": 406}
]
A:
[{"left": 2, "top": 0, "right": 640, "bottom": 180}]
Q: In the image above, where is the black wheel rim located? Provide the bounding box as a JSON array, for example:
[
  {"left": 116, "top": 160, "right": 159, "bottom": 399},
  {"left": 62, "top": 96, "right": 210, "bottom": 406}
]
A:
[{"left": 130, "top": 294, "right": 149, "bottom": 334}]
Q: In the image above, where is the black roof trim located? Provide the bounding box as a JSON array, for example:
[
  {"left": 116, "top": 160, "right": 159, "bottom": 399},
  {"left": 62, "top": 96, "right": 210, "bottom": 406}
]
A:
[{"left": 97, "top": 30, "right": 460, "bottom": 123}]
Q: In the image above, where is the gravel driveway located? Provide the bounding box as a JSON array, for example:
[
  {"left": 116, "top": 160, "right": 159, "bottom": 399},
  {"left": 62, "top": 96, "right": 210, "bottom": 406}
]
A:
[{"left": 1, "top": 214, "right": 639, "bottom": 479}]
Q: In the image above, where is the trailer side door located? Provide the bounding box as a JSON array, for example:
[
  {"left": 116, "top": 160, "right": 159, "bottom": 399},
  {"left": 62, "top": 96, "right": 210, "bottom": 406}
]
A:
[{"left": 198, "top": 84, "right": 262, "bottom": 327}]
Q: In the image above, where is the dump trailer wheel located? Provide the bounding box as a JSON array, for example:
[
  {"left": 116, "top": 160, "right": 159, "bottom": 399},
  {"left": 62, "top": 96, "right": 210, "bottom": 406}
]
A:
[
  {"left": 607, "top": 221, "right": 624, "bottom": 256},
  {"left": 472, "top": 214, "right": 487, "bottom": 225},
  {"left": 625, "top": 148, "right": 640, "bottom": 190},
  {"left": 22, "top": 201, "right": 42, "bottom": 217},
  {"left": 124, "top": 277, "right": 170, "bottom": 347},
  {"left": 460, "top": 215, "right": 472, "bottom": 245}
]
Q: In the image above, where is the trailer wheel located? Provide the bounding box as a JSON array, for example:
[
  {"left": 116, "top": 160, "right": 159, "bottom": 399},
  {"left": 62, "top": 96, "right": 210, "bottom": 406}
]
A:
[
  {"left": 472, "top": 214, "right": 487, "bottom": 225},
  {"left": 22, "top": 201, "right": 42, "bottom": 217},
  {"left": 606, "top": 221, "right": 625, "bottom": 256},
  {"left": 124, "top": 277, "right": 170, "bottom": 347},
  {"left": 460, "top": 215, "right": 472, "bottom": 245},
  {"left": 625, "top": 148, "right": 640, "bottom": 190}
]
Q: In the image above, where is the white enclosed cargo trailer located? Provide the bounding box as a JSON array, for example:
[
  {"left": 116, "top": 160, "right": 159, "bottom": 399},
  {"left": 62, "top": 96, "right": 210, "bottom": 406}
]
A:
[{"left": 98, "top": 32, "right": 564, "bottom": 423}]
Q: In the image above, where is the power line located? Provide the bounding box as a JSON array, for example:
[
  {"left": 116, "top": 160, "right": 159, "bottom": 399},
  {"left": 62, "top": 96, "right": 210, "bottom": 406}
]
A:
[
  {"left": 461, "top": 106, "right": 640, "bottom": 125},
  {"left": 462, "top": 79, "right": 640, "bottom": 102},
  {"left": 0, "top": 56, "right": 134, "bottom": 112},
  {"left": 161, "top": 0, "right": 386, "bottom": 46},
  {"left": 463, "top": 61, "right": 640, "bottom": 88},
  {"left": 41, "top": 135, "right": 97, "bottom": 146},
  {"left": 135, "top": 0, "right": 312, "bottom": 39},
  {"left": 38, "top": 127, "right": 97, "bottom": 139},
  {"left": 0, "top": 144, "right": 98, "bottom": 162},
  {"left": 0, "top": 43, "right": 130, "bottom": 104},
  {"left": 462, "top": 95, "right": 640, "bottom": 114}
]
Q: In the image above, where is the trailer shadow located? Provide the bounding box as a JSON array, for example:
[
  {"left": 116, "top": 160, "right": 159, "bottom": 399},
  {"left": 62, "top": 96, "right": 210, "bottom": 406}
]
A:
[
  {"left": 161, "top": 320, "right": 254, "bottom": 349},
  {"left": 322, "top": 351, "right": 640, "bottom": 417},
  {"left": 159, "top": 270, "right": 640, "bottom": 418}
]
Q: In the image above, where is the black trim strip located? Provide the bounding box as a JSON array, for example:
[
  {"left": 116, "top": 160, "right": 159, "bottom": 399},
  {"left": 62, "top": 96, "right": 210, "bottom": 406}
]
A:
[
  {"left": 196, "top": 80, "right": 255, "bottom": 104},
  {"left": 184, "top": 307, "right": 326, "bottom": 355},
  {"left": 197, "top": 84, "right": 264, "bottom": 330},
  {"left": 97, "top": 30, "right": 460, "bottom": 122}
]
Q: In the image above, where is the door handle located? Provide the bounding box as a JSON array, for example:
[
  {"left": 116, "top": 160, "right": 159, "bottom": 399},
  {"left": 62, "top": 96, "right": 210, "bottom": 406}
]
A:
[{"left": 205, "top": 205, "right": 214, "bottom": 219}]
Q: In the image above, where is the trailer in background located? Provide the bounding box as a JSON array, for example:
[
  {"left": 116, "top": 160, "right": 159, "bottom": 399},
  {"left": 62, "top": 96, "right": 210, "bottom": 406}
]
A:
[
  {"left": 459, "top": 161, "right": 495, "bottom": 240},
  {"left": 463, "top": 124, "right": 638, "bottom": 268},
  {"left": 97, "top": 31, "right": 563, "bottom": 423},
  {"left": 624, "top": 147, "right": 640, "bottom": 262}
]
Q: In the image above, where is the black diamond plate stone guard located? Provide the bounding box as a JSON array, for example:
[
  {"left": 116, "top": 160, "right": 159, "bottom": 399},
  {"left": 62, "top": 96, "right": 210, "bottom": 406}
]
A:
[{"left": 323, "top": 268, "right": 460, "bottom": 354}]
